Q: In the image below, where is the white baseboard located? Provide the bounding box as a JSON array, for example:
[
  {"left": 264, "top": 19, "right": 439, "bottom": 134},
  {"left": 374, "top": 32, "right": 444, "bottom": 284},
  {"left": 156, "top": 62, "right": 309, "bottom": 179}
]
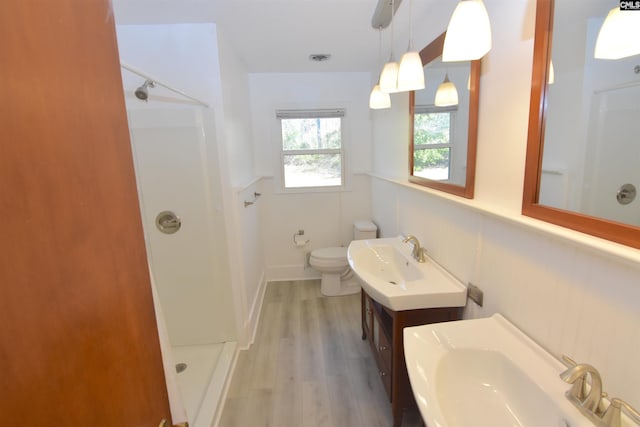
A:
[
  {"left": 242, "top": 272, "right": 267, "bottom": 350},
  {"left": 266, "top": 264, "right": 321, "bottom": 282}
]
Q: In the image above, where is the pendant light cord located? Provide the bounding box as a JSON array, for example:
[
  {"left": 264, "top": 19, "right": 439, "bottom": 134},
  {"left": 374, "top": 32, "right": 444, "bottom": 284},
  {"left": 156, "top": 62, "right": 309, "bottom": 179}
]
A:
[
  {"left": 389, "top": 0, "right": 395, "bottom": 60},
  {"left": 408, "top": 0, "right": 413, "bottom": 50},
  {"left": 378, "top": 26, "right": 383, "bottom": 65}
]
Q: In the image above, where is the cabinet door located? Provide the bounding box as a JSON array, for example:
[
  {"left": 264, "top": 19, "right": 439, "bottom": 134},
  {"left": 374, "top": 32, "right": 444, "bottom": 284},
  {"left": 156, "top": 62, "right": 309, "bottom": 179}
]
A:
[
  {"left": 363, "top": 294, "right": 373, "bottom": 338},
  {"left": 372, "top": 314, "right": 392, "bottom": 399},
  {"left": 377, "top": 322, "right": 392, "bottom": 372}
]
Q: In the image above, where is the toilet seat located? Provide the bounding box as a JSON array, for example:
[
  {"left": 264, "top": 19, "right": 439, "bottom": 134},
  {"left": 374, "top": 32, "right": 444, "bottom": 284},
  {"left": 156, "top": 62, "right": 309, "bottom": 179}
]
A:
[
  {"left": 309, "top": 220, "right": 376, "bottom": 297},
  {"left": 310, "top": 247, "right": 348, "bottom": 268}
]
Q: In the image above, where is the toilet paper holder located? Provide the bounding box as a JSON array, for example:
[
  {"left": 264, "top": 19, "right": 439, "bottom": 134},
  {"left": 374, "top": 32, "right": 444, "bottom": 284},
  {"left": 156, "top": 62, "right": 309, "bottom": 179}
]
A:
[{"left": 293, "top": 230, "right": 310, "bottom": 246}]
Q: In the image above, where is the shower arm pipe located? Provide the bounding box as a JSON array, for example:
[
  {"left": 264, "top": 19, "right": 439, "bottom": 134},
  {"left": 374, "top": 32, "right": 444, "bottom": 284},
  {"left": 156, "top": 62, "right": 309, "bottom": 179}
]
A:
[{"left": 120, "top": 61, "right": 210, "bottom": 107}]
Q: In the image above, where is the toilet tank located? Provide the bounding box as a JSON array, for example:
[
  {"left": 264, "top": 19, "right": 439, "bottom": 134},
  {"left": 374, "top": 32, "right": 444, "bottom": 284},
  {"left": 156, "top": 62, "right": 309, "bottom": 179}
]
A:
[{"left": 353, "top": 220, "right": 377, "bottom": 240}]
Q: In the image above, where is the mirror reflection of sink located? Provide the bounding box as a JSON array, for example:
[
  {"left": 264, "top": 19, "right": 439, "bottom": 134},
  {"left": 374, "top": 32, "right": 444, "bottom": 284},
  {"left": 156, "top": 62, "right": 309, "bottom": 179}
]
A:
[
  {"left": 404, "top": 314, "right": 592, "bottom": 427},
  {"left": 347, "top": 237, "right": 467, "bottom": 310}
]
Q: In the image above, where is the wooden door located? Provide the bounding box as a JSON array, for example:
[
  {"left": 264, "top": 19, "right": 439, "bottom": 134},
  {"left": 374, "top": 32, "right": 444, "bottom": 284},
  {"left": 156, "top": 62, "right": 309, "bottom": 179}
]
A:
[{"left": 0, "top": 0, "right": 173, "bottom": 425}]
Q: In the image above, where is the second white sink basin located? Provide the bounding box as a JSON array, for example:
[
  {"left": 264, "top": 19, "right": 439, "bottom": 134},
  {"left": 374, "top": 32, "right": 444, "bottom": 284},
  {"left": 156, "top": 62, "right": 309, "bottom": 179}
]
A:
[
  {"left": 404, "top": 314, "right": 593, "bottom": 427},
  {"left": 347, "top": 236, "right": 467, "bottom": 311}
]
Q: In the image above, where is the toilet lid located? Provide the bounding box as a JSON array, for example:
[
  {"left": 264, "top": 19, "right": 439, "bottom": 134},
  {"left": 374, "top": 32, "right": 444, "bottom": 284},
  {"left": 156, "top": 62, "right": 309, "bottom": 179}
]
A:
[{"left": 312, "top": 247, "right": 347, "bottom": 260}]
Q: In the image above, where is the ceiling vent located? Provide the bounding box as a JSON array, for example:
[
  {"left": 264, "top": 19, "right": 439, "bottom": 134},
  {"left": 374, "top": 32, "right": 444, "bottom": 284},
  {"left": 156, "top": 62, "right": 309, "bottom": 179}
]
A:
[{"left": 309, "top": 54, "right": 332, "bottom": 62}]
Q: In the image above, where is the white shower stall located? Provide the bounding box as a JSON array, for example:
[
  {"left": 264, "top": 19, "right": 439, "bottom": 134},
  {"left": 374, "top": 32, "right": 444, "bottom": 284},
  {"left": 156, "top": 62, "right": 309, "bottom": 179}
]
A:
[
  {"left": 126, "top": 105, "right": 236, "bottom": 426},
  {"left": 116, "top": 23, "right": 238, "bottom": 427}
]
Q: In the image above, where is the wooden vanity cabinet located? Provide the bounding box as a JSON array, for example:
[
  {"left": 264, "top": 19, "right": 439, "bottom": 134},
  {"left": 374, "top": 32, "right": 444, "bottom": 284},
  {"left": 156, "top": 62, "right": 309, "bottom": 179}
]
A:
[{"left": 361, "top": 290, "right": 462, "bottom": 427}]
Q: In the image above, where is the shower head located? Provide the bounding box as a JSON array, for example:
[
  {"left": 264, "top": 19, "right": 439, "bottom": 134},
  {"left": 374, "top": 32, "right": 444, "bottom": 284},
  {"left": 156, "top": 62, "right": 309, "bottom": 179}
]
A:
[{"left": 134, "top": 79, "right": 155, "bottom": 101}]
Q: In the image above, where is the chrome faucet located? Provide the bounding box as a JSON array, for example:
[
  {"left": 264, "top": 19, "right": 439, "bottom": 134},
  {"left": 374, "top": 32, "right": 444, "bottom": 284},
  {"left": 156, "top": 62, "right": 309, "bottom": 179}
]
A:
[
  {"left": 402, "top": 235, "right": 426, "bottom": 263},
  {"left": 560, "top": 356, "right": 640, "bottom": 427},
  {"left": 560, "top": 362, "right": 603, "bottom": 412}
]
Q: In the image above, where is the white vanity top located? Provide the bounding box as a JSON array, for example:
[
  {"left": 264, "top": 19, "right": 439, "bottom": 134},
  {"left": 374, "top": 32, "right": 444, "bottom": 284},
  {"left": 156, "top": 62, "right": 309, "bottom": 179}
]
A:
[{"left": 347, "top": 236, "right": 467, "bottom": 311}]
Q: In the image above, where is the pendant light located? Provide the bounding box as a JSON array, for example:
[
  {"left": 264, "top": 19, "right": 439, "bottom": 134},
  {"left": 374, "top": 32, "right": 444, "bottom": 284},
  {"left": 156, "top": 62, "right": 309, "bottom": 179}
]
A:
[
  {"left": 435, "top": 73, "right": 458, "bottom": 107},
  {"left": 379, "top": 0, "right": 400, "bottom": 93},
  {"left": 397, "top": 0, "right": 425, "bottom": 91},
  {"left": 442, "top": 0, "right": 492, "bottom": 62},
  {"left": 370, "top": 27, "right": 391, "bottom": 109},
  {"left": 594, "top": 7, "right": 640, "bottom": 60}
]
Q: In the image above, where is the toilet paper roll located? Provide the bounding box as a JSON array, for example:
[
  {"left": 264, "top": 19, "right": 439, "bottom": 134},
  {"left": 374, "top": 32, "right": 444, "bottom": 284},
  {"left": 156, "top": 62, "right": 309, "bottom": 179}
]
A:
[{"left": 293, "top": 235, "right": 309, "bottom": 247}]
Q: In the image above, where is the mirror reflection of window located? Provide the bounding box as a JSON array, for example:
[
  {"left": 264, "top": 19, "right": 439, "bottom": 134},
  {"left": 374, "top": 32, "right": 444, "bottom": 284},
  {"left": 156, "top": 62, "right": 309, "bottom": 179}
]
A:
[
  {"left": 408, "top": 32, "right": 480, "bottom": 199},
  {"left": 413, "top": 106, "right": 457, "bottom": 181},
  {"left": 413, "top": 59, "right": 470, "bottom": 186}
]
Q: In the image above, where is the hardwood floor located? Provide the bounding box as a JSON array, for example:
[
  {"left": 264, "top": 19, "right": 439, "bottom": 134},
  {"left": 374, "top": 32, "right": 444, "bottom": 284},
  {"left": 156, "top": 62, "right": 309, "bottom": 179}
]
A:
[{"left": 219, "top": 280, "right": 423, "bottom": 427}]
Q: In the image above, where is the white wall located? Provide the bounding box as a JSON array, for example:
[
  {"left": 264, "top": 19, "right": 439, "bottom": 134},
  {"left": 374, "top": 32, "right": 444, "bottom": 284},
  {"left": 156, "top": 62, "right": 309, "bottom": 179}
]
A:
[
  {"left": 215, "top": 30, "right": 255, "bottom": 188},
  {"left": 370, "top": 0, "right": 640, "bottom": 408},
  {"left": 248, "top": 73, "right": 374, "bottom": 281},
  {"left": 207, "top": 26, "right": 264, "bottom": 347}
]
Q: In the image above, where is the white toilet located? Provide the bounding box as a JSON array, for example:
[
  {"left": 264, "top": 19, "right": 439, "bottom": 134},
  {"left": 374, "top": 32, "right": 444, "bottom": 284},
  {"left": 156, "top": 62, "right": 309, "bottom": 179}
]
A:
[{"left": 310, "top": 220, "right": 377, "bottom": 296}]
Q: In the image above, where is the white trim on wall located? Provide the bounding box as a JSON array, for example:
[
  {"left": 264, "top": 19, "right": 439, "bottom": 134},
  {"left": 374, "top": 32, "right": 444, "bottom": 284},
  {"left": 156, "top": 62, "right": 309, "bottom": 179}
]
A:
[
  {"left": 243, "top": 271, "right": 268, "bottom": 349},
  {"left": 368, "top": 173, "right": 640, "bottom": 266}
]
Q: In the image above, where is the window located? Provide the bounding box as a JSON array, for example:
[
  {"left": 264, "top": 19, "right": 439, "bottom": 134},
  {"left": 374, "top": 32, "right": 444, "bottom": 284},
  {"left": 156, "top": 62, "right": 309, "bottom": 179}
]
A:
[
  {"left": 412, "top": 105, "right": 456, "bottom": 181},
  {"left": 277, "top": 109, "right": 345, "bottom": 189}
]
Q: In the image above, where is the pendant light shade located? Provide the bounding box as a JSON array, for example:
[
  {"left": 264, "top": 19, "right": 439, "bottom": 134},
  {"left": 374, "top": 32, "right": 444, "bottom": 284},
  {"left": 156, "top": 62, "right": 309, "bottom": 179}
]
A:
[
  {"left": 397, "top": 51, "right": 425, "bottom": 91},
  {"left": 594, "top": 7, "right": 640, "bottom": 60},
  {"left": 396, "top": 0, "right": 425, "bottom": 92},
  {"left": 370, "top": 26, "right": 391, "bottom": 109},
  {"left": 435, "top": 74, "right": 458, "bottom": 107},
  {"left": 442, "top": 0, "right": 492, "bottom": 62},
  {"left": 380, "top": 60, "right": 400, "bottom": 93},
  {"left": 369, "top": 84, "right": 391, "bottom": 109}
]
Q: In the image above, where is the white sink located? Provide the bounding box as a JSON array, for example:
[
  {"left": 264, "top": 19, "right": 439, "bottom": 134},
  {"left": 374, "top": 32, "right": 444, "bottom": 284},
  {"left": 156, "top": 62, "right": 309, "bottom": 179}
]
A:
[
  {"left": 347, "top": 236, "right": 467, "bottom": 311},
  {"left": 404, "top": 314, "right": 592, "bottom": 427}
]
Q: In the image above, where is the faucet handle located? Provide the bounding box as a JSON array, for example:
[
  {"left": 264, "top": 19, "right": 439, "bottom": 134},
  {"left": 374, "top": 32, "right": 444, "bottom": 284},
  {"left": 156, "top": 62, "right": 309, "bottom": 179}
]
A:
[
  {"left": 560, "top": 361, "right": 603, "bottom": 411},
  {"left": 601, "top": 398, "right": 640, "bottom": 427},
  {"left": 598, "top": 392, "right": 609, "bottom": 416},
  {"left": 561, "top": 354, "right": 577, "bottom": 367},
  {"left": 561, "top": 369, "right": 589, "bottom": 402},
  {"left": 417, "top": 247, "right": 427, "bottom": 263}
]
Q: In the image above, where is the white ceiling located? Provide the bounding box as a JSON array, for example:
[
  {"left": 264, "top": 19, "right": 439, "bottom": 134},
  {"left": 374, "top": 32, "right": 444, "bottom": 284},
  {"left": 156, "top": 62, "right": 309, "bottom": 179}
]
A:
[{"left": 112, "top": 0, "right": 444, "bottom": 73}]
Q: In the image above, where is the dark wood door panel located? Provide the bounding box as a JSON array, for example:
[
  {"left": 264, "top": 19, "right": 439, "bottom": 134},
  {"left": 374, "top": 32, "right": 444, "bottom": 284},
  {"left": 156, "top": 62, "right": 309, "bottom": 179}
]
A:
[{"left": 0, "top": 0, "right": 172, "bottom": 425}]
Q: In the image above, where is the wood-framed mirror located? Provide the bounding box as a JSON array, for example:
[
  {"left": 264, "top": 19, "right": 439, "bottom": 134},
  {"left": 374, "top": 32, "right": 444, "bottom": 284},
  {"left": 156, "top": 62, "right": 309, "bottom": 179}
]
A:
[
  {"left": 523, "top": 0, "right": 640, "bottom": 249},
  {"left": 409, "top": 32, "right": 481, "bottom": 199}
]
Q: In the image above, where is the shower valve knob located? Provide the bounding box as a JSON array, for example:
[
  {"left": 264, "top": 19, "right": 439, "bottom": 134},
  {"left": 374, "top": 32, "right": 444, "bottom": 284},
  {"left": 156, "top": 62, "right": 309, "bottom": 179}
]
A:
[{"left": 616, "top": 184, "right": 636, "bottom": 205}]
